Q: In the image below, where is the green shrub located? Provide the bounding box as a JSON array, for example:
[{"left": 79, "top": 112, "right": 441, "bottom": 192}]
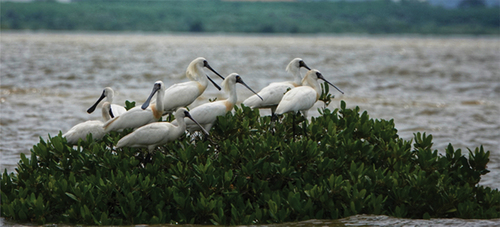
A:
[{"left": 1, "top": 101, "right": 499, "bottom": 225}]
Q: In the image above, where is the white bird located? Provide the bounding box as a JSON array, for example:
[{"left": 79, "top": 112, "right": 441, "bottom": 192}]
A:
[
  {"left": 103, "top": 81, "right": 166, "bottom": 133},
  {"left": 172, "top": 73, "right": 262, "bottom": 133},
  {"left": 116, "top": 108, "right": 209, "bottom": 152},
  {"left": 63, "top": 102, "right": 113, "bottom": 145},
  {"left": 242, "top": 58, "right": 311, "bottom": 115},
  {"left": 87, "top": 87, "right": 127, "bottom": 119},
  {"left": 275, "top": 69, "right": 344, "bottom": 117},
  {"left": 159, "top": 57, "right": 225, "bottom": 114}
]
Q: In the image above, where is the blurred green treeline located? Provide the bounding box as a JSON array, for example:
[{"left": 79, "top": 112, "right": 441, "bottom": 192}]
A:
[{"left": 1, "top": 0, "right": 499, "bottom": 34}]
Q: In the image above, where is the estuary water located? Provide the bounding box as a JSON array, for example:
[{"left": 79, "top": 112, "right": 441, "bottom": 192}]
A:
[{"left": 1, "top": 32, "right": 499, "bottom": 226}]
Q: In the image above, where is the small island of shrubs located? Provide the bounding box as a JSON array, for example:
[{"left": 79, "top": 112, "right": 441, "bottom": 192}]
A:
[{"left": 1, "top": 100, "right": 499, "bottom": 225}]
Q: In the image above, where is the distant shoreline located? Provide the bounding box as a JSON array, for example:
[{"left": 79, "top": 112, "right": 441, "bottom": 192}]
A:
[
  {"left": 2, "top": 30, "right": 499, "bottom": 39},
  {"left": 2, "top": 1, "right": 499, "bottom": 35}
]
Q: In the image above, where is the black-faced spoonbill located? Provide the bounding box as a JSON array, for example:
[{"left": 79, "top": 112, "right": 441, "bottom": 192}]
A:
[
  {"left": 172, "top": 73, "right": 263, "bottom": 133},
  {"left": 275, "top": 69, "right": 343, "bottom": 117},
  {"left": 63, "top": 102, "right": 113, "bottom": 145},
  {"left": 116, "top": 108, "right": 209, "bottom": 152},
  {"left": 103, "top": 81, "right": 166, "bottom": 133},
  {"left": 274, "top": 69, "right": 343, "bottom": 136},
  {"left": 87, "top": 87, "right": 127, "bottom": 119},
  {"left": 159, "top": 57, "right": 225, "bottom": 114},
  {"left": 242, "top": 58, "right": 311, "bottom": 115}
]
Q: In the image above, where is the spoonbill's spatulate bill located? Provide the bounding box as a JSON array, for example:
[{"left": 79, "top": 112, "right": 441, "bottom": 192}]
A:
[
  {"left": 103, "top": 81, "right": 166, "bottom": 133},
  {"left": 275, "top": 69, "right": 343, "bottom": 117},
  {"left": 242, "top": 58, "right": 311, "bottom": 114},
  {"left": 172, "top": 73, "right": 262, "bottom": 133},
  {"left": 87, "top": 87, "right": 126, "bottom": 119},
  {"left": 159, "top": 57, "right": 225, "bottom": 114},
  {"left": 116, "top": 108, "right": 209, "bottom": 152},
  {"left": 63, "top": 102, "right": 113, "bottom": 145}
]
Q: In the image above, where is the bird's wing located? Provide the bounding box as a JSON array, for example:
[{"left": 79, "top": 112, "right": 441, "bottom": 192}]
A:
[
  {"left": 187, "top": 101, "right": 228, "bottom": 126},
  {"left": 63, "top": 120, "right": 105, "bottom": 144},
  {"left": 276, "top": 87, "right": 317, "bottom": 114},
  {"left": 111, "top": 104, "right": 127, "bottom": 116},
  {"left": 117, "top": 123, "right": 172, "bottom": 148},
  {"left": 104, "top": 107, "right": 153, "bottom": 132},
  {"left": 243, "top": 82, "right": 293, "bottom": 108},
  {"left": 162, "top": 81, "right": 203, "bottom": 112}
]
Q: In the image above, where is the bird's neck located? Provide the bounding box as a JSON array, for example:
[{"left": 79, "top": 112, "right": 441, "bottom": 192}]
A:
[
  {"left": 106, "top": 94, "right": 114, "bottom": 104},
  {"left": 101, "top": 103, "right": 112, "bottom": 121},
  {"left": 302, "top": 76, "right": 321, "bottom": 99},
  {"left": 154, "top": 90, "right": 164, "bottom": 117},
  {"left": 198, "top": 74, "right": 209, "bottom": 88},
  {"left": 288, "top": 67, "right": 303, "bottom": 86},
  {"left": 188, "top": 66, "right": 208, "bottom": 83},
  {"left": 174, "top": 116, "right": 187, "bottom": 134},
  {"left": 226, "top": 84, "right": 237, "bottom": 105}
]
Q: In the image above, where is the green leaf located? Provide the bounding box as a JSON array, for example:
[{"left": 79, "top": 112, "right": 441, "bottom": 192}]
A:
[{"left": 66, "top": 192, "right": 78, "bottom": 202}]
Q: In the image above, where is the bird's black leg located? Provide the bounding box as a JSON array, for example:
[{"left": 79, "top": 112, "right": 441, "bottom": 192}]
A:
[
  {"left": 271, "top": 113, "right": 278, "bottom": 135},
  {"left": 302, "top": 114, "right": 308, "bottom": 138}
]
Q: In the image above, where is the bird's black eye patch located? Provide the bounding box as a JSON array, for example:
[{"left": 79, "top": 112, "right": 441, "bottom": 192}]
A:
[
  {"left": 203, "top": 60, "right": 208, "bottom": 67},
  {"left": 316, "top": 72, "right": 322, "bottom": 78},
  {"left": 235, "top": 75, "right": 243, "bottom": 83}
]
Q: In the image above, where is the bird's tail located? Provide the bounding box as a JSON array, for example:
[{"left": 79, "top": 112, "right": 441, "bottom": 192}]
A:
[
  {"left": 242, "top": 95, "right": 261, "bottom": 108},
  {"left": 116, "top": 135, "right": 128, "bottom": 149}
]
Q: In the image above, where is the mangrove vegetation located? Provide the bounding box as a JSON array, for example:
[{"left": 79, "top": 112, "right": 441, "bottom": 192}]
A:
[{"left": 1, "top": 101, "right": 499, "bottom": 225}]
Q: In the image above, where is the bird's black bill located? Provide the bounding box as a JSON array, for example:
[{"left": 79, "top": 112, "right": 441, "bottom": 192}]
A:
[
  {"left": 321, "top": 78, "right": 344, "bottom": 95},
  {"left": 184, "top": 111, "right": 210, "bottom": 135},
  {"left": 236, "top": 76, "right": 263, "bottom": 101},
  {"left": 142, "top": 83, "right": 161, "bottom": 110},
  {"left": 205, "top": 63, "right": 225, "bottom": 80},
  {"left": 87, "top": 90, "right": 106, "bottom": 114},
  {"left": 300, "top": 61, "right": 311, "bottom": 70},
  {"left": 206, "top": 75, "right": 221, "bottom": 91}
]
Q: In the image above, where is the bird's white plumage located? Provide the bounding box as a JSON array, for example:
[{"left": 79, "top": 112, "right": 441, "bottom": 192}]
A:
[
  {"left": 103, "top": 105, "right": 159, "bottom": 133},
  {"left": 243, "top": 82, "right": 293, "bottom": 109},
  {"left": 103, "top": 81, "right": 165, "bottom": 133},
  {"left": 88, "top": 87, "right": 127, "bottom": 119},
  {"left": 110, "top": 105, "right": 126, "bottom": 117},
  {"left": 275, "top": 69, "right": 326, "bottom": 116},
  {"left": 242, "top": 58, "right": 310, "bottom": 113},
  {"left": 161, "top": 81, "right": 206, "bottom": 112},
  {"left": 63, "top": 120, "right": 105, "bottom": 145},
  {"left": 180, "top": 99, "right": 229, "bottom": 132},
  {"left": 159, "top": 57, "right": 223, "bottom": 113},
  {"left": 275, "top": 86, "right": 318, "bottom": 115},
  {"left": 116, "top": 108, "right": 198, "bottom": 152},
  {"left": 172, "top": 73, "right": 259, "bottom": 132},
  {"left": 103, "top": 87, "right": 127, "bottom": 117},
  {"left": 63, "top": 102, "right": 112, "bottom": 145}
]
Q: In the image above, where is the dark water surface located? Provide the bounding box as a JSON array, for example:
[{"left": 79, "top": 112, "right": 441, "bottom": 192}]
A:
[{"left": 1, "top": 32, "right": 499, "bottom": 226}]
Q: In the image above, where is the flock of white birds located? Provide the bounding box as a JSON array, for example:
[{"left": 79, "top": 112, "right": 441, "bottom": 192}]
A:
[{"left": 62, "top": 57, "right": 344, "bottom": 151}]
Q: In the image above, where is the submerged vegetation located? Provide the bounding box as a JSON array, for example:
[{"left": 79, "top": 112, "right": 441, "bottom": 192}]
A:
[
  {"left": 1, "top": 101, "right": 499, "bottom": 225},
  {"left": 1, "top": 0, "right": 499, "bottom": 34}
]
